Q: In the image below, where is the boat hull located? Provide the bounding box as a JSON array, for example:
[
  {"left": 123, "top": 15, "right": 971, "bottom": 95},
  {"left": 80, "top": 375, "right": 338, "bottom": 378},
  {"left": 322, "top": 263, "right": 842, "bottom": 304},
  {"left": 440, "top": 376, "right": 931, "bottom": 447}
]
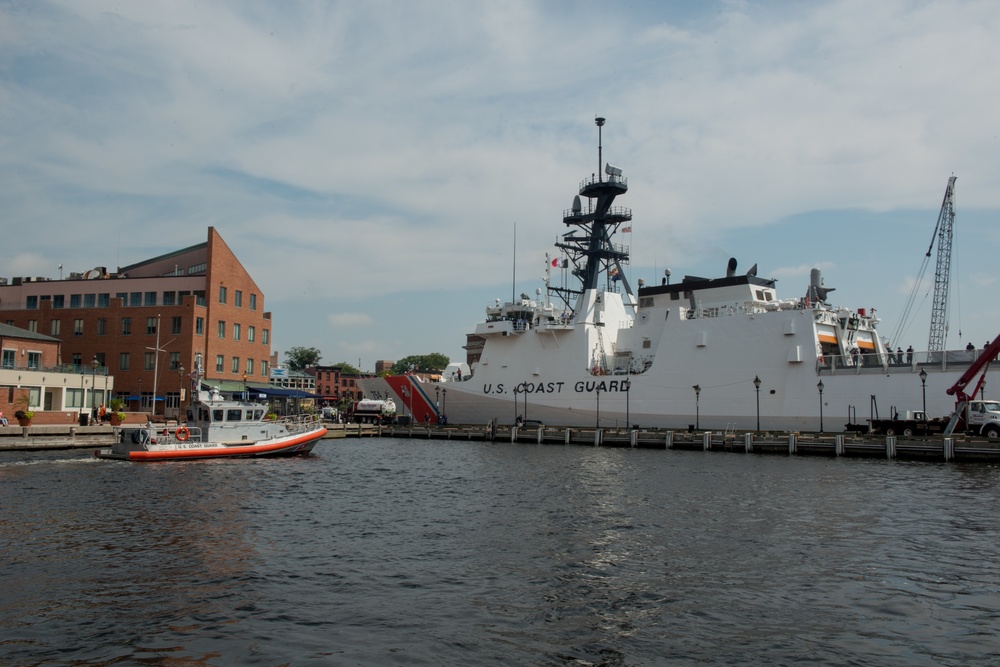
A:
[
  {"left": 358, "top": 360, "right": 971, "bottom": 432},
  {"left": 95, "top": 427, "right": 327, "bottom": 462}
]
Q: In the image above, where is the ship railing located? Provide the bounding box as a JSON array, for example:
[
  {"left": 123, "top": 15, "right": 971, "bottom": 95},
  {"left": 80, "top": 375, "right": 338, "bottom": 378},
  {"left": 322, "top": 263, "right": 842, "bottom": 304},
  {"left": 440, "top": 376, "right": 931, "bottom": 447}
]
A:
[
  {"left": 276, "top": 413, "right": 322, "bottom": 432},
  {"left": 817, "top": 348, "right": 981, "bottom": 375},
  {"left": 117, "top": 425, "right": 205, "bottom": 444},
  {"left": 578, "top": 174, "right": 629, "bottom": 192}
]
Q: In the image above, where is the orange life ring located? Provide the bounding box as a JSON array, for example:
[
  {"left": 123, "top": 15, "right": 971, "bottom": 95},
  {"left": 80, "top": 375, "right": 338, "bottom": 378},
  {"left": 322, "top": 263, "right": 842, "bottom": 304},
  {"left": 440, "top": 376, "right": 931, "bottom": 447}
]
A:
[{"left": 175, "top": 426, "right": 190, "bottom": 442}]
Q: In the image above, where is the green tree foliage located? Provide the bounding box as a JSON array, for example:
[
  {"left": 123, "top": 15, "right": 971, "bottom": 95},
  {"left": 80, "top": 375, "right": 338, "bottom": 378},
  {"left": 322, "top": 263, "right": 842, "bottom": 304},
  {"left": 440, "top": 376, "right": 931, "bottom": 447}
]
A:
[
  {"left": 334, "top": 361, "right": 360, "bottom": 375},
  {"left": 285, "top": 346, "right": 322, "bottom": 371},
  {"left": 390, "top": 353, "right": 450, "bottom": 375}
]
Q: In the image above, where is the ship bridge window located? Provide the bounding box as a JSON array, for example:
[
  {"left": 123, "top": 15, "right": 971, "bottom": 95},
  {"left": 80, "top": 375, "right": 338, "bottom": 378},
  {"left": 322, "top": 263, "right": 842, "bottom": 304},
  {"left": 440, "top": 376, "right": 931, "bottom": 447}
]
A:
[
  {"left": 643, "top": 339, "right": 651, "bottom": 349},
  {"left": 252, "top": 409, "right": 264, "bottom": 420},
  {"left": 213, "top": 409, "right": 224, "bottom": 422},
  {"left": 755, "top": 290, "right": 766, "bottom": 301},
  {"left": 227, "top": 409, "right": 243, "bottom": 421},
  {"left": 639, "top": 297, "right": 655, "bottom": 308}
]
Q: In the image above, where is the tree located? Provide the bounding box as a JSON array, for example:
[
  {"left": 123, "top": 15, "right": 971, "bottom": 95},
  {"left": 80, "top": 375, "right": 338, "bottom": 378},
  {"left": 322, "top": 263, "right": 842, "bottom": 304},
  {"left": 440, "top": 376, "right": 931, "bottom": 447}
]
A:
[
  {"left": 285, "top": 346, "right": 322, "bottom": 371},
  {"left": 334, "top": 361, "right": 360, "bottom": 375},
  {"left": 390, "top": 353, "right": 450, "bottom": 375}
]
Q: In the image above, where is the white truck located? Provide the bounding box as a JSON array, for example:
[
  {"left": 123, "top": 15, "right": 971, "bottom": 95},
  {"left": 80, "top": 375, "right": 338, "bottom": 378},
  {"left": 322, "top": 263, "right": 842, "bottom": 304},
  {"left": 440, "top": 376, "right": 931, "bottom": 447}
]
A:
[{"left": 943, "top": 336, "right": 1000, "bottom": 439}]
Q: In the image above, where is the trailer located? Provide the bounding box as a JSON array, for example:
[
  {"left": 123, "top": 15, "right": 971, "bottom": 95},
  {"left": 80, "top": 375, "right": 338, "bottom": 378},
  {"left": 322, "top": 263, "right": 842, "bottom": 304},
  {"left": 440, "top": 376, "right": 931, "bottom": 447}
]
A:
[
  {"left": 350, "top": 399, "right": 397, "bottom": 424},
  {"left": 868, "top": 410, "right": 947, "bottom": 437}
]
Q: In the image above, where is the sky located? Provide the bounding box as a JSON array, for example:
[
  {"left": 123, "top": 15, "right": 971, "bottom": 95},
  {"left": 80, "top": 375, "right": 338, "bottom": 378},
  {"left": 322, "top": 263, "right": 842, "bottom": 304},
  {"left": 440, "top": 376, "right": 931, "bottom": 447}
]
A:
[{"left": 3, "top": 0, "right": 1000, "bottom": 371}]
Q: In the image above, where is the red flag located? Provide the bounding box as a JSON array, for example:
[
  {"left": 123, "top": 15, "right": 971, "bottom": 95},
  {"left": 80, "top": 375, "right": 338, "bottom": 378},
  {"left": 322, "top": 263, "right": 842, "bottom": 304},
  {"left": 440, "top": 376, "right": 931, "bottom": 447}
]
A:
[{"left": 551, "top": 257, "right": 560, "bottom": 267}]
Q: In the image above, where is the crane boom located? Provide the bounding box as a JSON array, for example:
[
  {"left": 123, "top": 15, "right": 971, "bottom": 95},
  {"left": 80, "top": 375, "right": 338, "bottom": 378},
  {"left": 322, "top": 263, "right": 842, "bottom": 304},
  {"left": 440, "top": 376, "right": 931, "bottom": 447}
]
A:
[
  {"left": 941, "top": 335, "right": 1000, "bottom": 435},
  {"left": 927, "top": 176, "right": 957, "bottom": 352}
]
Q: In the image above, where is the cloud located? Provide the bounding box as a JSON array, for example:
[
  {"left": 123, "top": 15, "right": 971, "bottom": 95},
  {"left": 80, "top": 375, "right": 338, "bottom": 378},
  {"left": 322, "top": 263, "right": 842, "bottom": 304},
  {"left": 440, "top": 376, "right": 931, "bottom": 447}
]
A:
[{"left": 4, "top": 0, "right": 1000, "bottom": 365}]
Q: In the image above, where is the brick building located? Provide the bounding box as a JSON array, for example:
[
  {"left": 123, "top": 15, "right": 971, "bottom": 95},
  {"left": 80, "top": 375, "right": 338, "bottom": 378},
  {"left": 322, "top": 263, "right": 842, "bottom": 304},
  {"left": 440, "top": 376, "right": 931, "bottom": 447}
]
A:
[
  {"left": 0, "top": 322, "right": 116, "bottom": 424},
  {"left": 307, "top": 364, "right": 363, "bottom": 405},
  {"left": 0, "top": 228, "right": 271, "bottom": 419}
]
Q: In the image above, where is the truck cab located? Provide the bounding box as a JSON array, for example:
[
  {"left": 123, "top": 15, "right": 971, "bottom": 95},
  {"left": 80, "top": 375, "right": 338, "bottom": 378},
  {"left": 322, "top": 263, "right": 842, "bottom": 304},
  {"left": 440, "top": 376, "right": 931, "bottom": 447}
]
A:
[{"left": 962, "top": 400, "right": 1000, "bottom": 438}]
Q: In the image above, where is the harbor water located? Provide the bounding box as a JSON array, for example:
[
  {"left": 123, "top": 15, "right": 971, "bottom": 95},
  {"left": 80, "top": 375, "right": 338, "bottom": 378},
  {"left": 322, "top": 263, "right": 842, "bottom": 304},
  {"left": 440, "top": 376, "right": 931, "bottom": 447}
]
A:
[{"left": 2, "top": 439, "right": 999, "bottom": 666}]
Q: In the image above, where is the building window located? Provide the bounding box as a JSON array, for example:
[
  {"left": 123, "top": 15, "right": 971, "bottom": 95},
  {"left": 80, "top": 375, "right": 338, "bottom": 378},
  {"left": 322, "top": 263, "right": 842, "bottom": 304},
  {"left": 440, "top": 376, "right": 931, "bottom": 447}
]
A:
[
  {"left": 248, "top": 326, "right": 255, "bottom": 342},
  {"left": 250, "top": 294, "right": 257, "bottom": 311},
  {"left": 216, "top": 355, "right": 224, "bottom": 373},
  {"left": 121, "top": 317, "right": 132, "bottom": 335},
  {"left": 233, "top": 323, "right": 241, "bottom": 341},
  {"left": 74, "top": 319, "right": 84, "bottom": 336},
  {"left": 219, "top": 286, "right": 227, "bottom": 304},
  {"left": 50, "top": 320, "right": 61, "bottom": 336},
  {"left": 53, "top": 294, "right": 64, "bottom": 309},
  {"left": 26, "top": 295, "right": 38, "bottom": 309},
  {"left": 196, "top": 317, "right": 204, "bottom": 335},
  {"left": 262, "top": 329, "right": 269, "bottom": 344},
  {"left": 72, "top": 353, "right": 82, "bottom": 367},
  {"left": 95, "top": 352, "right": 105, "bottom": 366},
  {"left": 146, "top": 317, "right": 157, "bottom": 335},
  {"left": 2, "top": 350, "right": 14, "bottom": 369},
  {"left": 70, "top": 294, "right": 82, "bottom": 308},
  {"left": 246, "top": 358, "right": 254, "bottom": 375},
  {"left": 144, "top": 292, "right": 157, "bottom": 306},
  {"left": 120, "top": 352, "right": 130, "bottom": 370},
  {"left": 28, "top": 320, "right": 37, "bottom": 333},
  {"left": 66, "top": 388, "right": 83, "bottom": 409},
  {"left": 163, "top": 291, "right": 176, "bottom": 306},
  {"left": 188, "top": 262, "right": 206, "bottom": 275},
  {"left": 169, "top": 351, "right": 180, "bottom": 370},
  {"left": 97, "top": 293, "right": 110, "bottom": 307},
  {"left": 235, "top": 290, "right": 242, "bottom": 307},
  {"left": 144, "top": 352, "right": 155, "bottom": 370},
  {"left": 129, "top": 292, "right": 142, "bottom": 307},
  {"left": 218, "top": 321, "right": 226, "bottom": 338},
  {"left": 231, "top": 356, "right": 239, "bottom": 373},
  {"left": 27, "top": 352, "right": 41, "bottom": 370},
  {"left": 84, "top": 294, "right": 96, "bottom": 308},
  {"left": 97, "top": 318, "right": 107, "bottom": 336},
  {"left": 261, "top": 360, "right": 269, "bottom": 376}
]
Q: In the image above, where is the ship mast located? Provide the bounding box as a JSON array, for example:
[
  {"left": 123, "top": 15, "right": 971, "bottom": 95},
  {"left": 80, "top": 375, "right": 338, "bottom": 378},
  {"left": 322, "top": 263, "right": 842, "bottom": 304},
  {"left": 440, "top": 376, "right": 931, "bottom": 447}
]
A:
[{"left": 550, "top": 117, "right": 634, "bottom": 311}]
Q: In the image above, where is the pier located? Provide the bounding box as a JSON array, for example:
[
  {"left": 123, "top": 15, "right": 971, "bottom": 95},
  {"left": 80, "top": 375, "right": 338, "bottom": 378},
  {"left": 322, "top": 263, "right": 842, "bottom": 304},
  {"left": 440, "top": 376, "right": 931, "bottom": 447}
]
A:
[
  {"left": 5, "top": 422, "right": 1000, "bottom": 463},
  {"left": 378, "top": 423, "right": 1000, "bottom": 463},
  {"left": 0, "top": 422, "right": 380, "bottom": 452}
]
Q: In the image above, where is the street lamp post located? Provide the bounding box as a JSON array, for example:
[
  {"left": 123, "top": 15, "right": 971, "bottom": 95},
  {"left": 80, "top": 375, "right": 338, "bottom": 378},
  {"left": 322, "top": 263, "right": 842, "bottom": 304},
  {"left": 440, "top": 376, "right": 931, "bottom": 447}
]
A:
[
  {"left": 817, "top": 379, "right": 824, "bottom": 433},
  {"left": 442, "top": 388, "right": 447, "bottom": 418},
  {"left": 919, "top": 368, "right": 927, "bottom": 415},
  {"left": 242, "top": 372, "right": 248, "bottom": 401},
  {"left": 625, "top": 379, "right": 630, "bottom": 429},
  {"left": 91, "top": 357, "right": 99, "bottom": 424},
  {"left": 596, "top": 385, "right": 601, "bottom": 429},
  {"left": 693, "top": 384, "right": 701, "bottom": 430},
  {"left": 178, "top": 365, "right": 186, "bottom": 420},
  {"left": 753, "top": 375, "right": 761, "bottom": 431}
]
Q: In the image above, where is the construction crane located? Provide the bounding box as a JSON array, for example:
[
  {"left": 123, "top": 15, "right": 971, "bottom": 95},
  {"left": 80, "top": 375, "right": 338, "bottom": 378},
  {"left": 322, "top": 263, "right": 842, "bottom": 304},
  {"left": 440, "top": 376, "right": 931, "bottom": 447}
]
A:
[{"left": 927, "top": 176, "right": 957, "bottom": 352}]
